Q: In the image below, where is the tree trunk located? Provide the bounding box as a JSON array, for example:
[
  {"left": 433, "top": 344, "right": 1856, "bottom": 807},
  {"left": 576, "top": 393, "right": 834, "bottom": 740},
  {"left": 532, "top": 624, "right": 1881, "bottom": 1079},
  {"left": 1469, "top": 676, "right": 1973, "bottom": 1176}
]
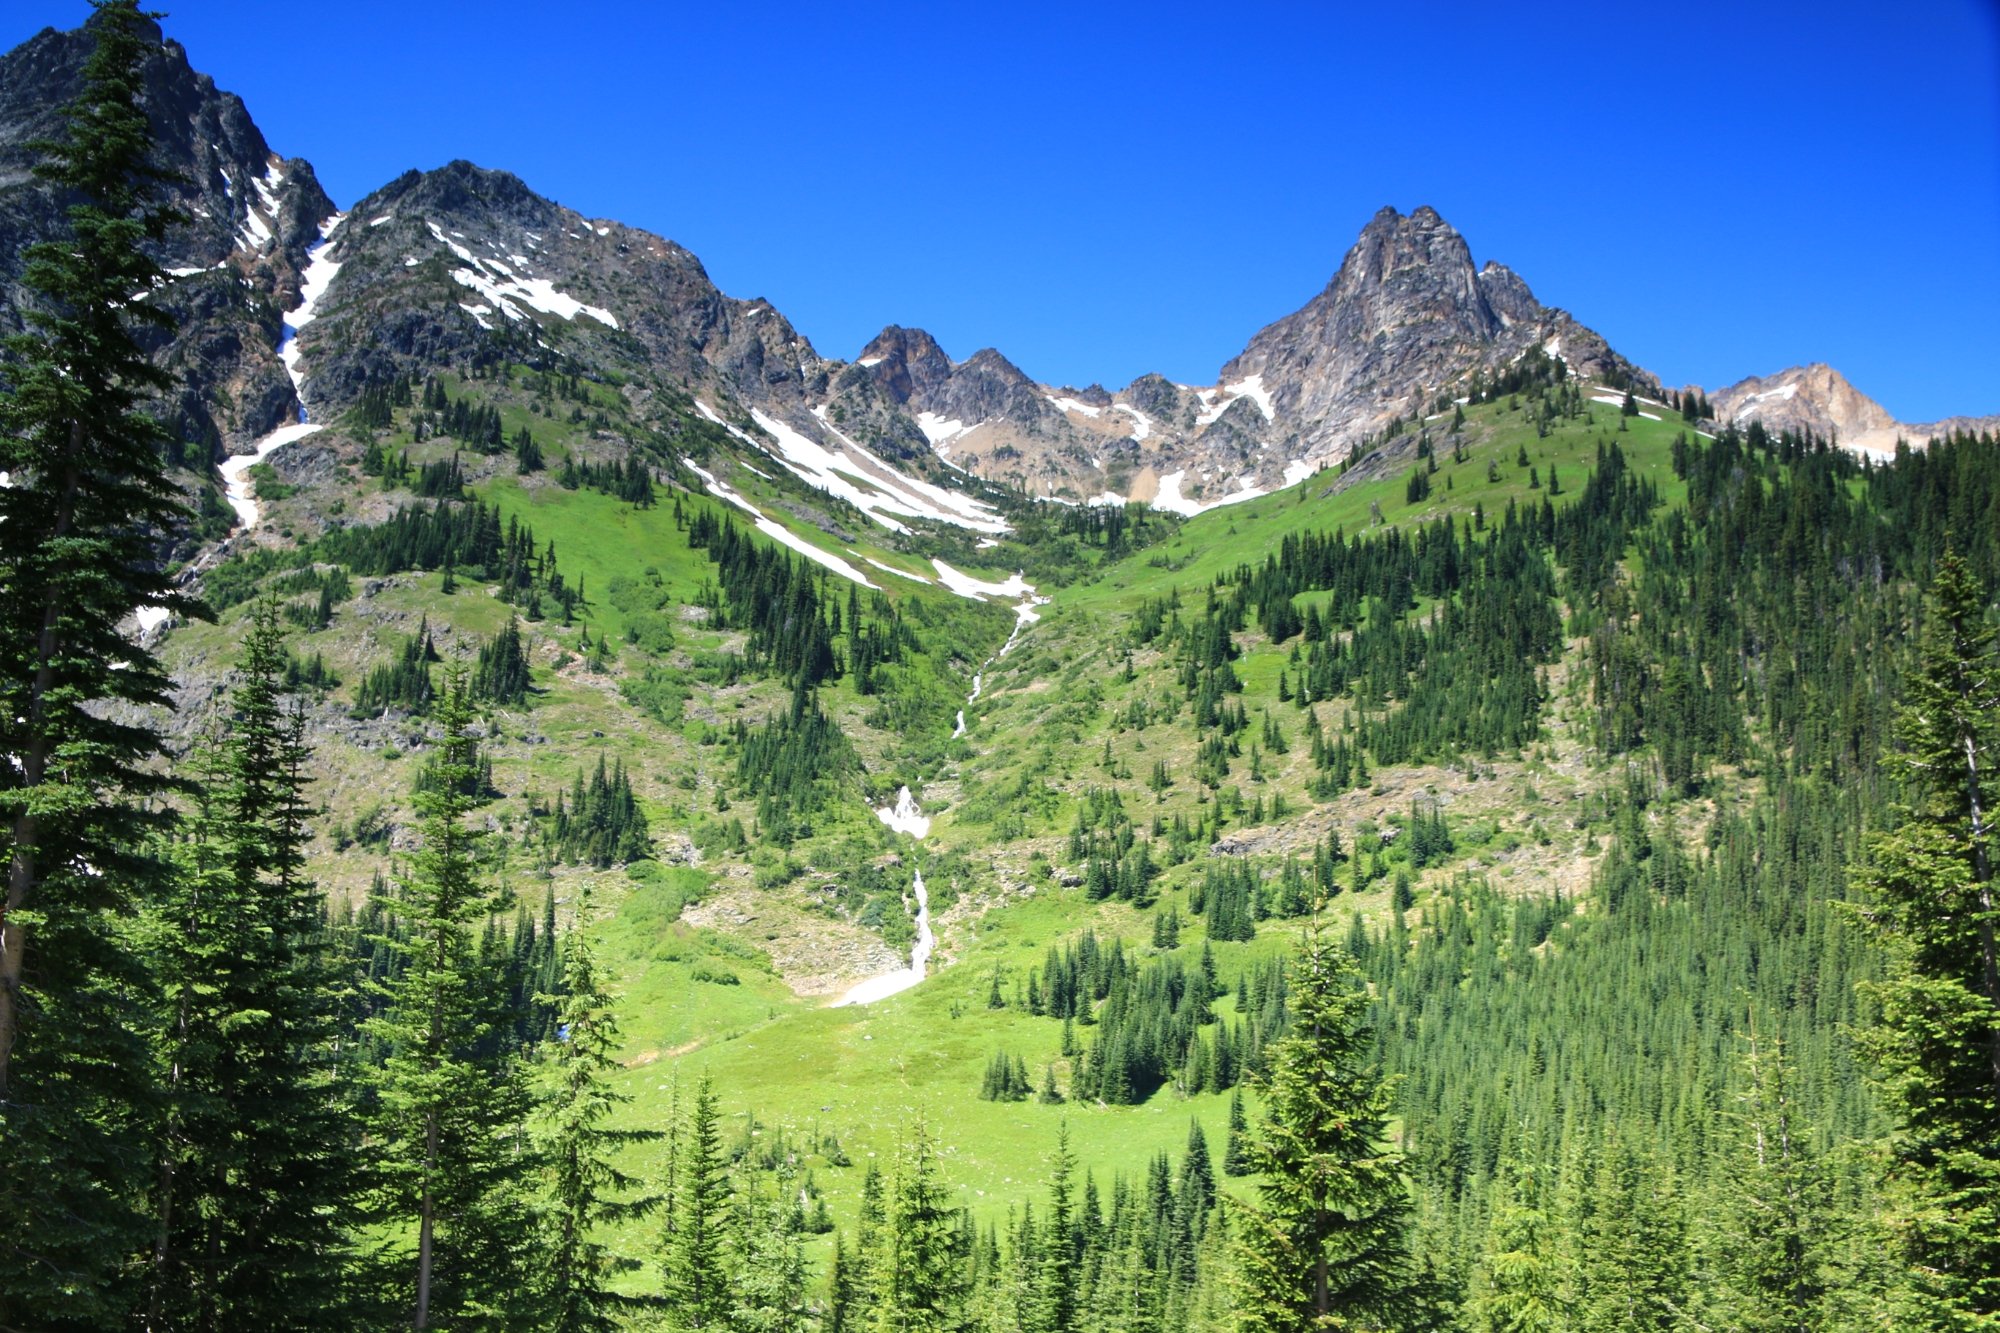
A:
[
  {"left": 0, "top": 443, "right": 80, "bottom": 1097},
  {"left": 416, "top": 1108, "right": 438, "bottom": 1330},
  {"left": 1962, "top": 732, "right": 2000, "bottom": 1094}
]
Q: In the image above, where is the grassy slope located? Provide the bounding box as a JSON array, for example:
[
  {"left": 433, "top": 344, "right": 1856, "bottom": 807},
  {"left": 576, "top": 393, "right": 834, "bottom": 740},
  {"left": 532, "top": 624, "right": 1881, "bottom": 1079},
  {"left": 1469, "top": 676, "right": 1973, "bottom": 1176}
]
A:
[
  {"left": 168, "top": 365, "right": 1709, "bottom": 1275},
  {"left": 581, "top": 391, "right": 1707, "bottom": 1271}
]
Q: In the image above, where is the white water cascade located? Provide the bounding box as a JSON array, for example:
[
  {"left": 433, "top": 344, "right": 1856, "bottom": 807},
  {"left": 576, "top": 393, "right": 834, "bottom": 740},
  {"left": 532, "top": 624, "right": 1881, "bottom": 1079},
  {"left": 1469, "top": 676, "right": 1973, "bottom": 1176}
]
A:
[{"left": 836, "top": 587, "right": 1045, "bottom": 1006}]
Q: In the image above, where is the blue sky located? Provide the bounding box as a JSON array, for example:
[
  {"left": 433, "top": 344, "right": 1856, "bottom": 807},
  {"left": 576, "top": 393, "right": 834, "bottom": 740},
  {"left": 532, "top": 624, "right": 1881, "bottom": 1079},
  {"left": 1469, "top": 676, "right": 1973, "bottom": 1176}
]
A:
[{"left": 9, "top": 1, "right": 1998, "bottom": 421}]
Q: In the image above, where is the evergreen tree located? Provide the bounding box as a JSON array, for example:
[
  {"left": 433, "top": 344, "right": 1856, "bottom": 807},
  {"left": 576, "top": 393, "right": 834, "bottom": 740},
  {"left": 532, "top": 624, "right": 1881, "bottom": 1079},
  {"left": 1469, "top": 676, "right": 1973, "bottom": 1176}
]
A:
[
  {"left": 1465, "top": 1163, "right": 1571, "bottom": 1333},
  {"left": 364, "top": 668, "right": 536, "bottom": 1330},
  {"left": 662, "top": 1075, "right": 735, "bottom": 1329},
  {"left": 533, "top": 922, "right": 663, "bottom": 1332},
  {"left": 1230, "top": 922, "right": 1415, "bottom": 1331},
  {"left": 0, "top": 4, "right": 200, "bottom": 1321},
  {"left": 1856, "top": 550, "right": 2000, "bottom": 1324},
  {"left": 1031, "top": 1124, "right": 1080, "bottom": 1333},
  {"left": 1700, "top": 1028, "right": 1841, "bottom": 1333},
  {"left": 875, "top": 1116, "right": 967, "bottom": 1332},
  {"left": 143, "top": 603, "right": 358, "bottom": 1329},
  {"left": 731, "top": 1161, "right": 812, "bottom": 1332}
]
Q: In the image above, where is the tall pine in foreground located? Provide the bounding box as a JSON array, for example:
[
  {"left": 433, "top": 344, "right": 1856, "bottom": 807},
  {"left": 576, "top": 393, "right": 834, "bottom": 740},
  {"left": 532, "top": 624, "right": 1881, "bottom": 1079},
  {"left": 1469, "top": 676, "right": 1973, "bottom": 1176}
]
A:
[
  {"left": 661, "top": 1074, "right": 735, "bottom": 1330},
  {"left": 0, "top": 3, "right": 198, "bottom": 1324},
  {"left": 365, "top": 667, "right": 537, "bottom": 1330},
  {"left": 533, "top": 920, "right": 662, "bottom": 1332},
  {"left": 143, "top": 602, "right": 359, "bottom": 1330},
  {"left": 1857, "top": 550, "right": 2000, "bottom": 1326},
  {"left": 873, "top": 1116, "right": 968, "bottom": 1333},
  {"left": 1231, "top": 921, "right": 1417, "bottom": 1332}
]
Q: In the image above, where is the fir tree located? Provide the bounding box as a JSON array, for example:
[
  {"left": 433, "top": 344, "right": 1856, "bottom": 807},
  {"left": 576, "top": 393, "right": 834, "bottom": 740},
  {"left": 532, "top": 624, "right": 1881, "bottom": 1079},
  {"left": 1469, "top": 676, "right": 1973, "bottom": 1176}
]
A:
[
  {"left": 0, "top": 4, "right": 200, "bottom": 1321},
  {"left": 533, "top": 922, "right": 663, "bottom": 1332},
  {"left": 1031, "top": 1124, "right": 1080, "bottom": 1333},
  {"left": 662, "top": 1075, "right": 735, "bottom": 1329},
  {"left": 1856, "top": 550, "right": 2000, "bottom": 1324},
  {"left": 143, "top": 603, "right": 358, "bottom": 1329},
  {"left": 731, "top": 1161, "right": 812, "bottom": 1332},
  {"left": 1466, "top": 1163, "right": 1571, "bottom": 1333},
  {"left": 363, "top": 667, "right": 536, "bottom": 1329},
  {"left": 1230, "top": 922, "right": 1415, "bottom": 1331},
  {"left": 875, "top": 1116, "right": 967, "bottom": 1332}
]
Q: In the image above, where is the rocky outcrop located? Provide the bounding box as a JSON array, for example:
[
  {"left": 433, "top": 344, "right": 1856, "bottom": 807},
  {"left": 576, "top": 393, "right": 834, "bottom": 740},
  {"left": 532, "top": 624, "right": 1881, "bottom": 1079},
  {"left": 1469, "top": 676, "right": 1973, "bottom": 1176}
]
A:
[
  {"left": 0, "top": 15, "right": 334, "bottom": 453},
  {"left": 1216, "top": 206, "right": 1642, "bottom": 467}
]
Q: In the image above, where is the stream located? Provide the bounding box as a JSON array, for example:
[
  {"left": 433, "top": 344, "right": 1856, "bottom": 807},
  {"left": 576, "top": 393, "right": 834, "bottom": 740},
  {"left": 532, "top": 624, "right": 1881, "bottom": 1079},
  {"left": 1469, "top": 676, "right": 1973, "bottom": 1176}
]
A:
[{"left": 834, "top": 590, "right": 1047, "bottom": 1006}]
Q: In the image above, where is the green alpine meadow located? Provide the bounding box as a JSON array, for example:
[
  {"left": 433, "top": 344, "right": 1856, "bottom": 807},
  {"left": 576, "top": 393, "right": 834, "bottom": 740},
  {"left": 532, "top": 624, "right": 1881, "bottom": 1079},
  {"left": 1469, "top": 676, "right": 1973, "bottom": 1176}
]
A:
[{"left": 2, "top": 4, "right": 1996, "bottom": 1330}]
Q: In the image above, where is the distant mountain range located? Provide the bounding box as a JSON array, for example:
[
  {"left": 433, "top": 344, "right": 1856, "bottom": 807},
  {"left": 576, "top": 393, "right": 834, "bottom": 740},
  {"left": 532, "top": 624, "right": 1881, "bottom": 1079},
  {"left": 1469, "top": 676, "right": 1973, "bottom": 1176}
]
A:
[{"left": 1, "top": 16, "right": 1990, "bottom": 522}]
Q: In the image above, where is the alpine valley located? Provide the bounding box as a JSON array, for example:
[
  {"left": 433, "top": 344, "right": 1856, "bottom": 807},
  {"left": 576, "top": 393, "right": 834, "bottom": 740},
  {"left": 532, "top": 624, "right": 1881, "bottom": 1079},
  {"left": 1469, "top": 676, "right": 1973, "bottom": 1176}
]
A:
[{"left": 3, "top": 9, "right": 1998, "bottom": 1333}]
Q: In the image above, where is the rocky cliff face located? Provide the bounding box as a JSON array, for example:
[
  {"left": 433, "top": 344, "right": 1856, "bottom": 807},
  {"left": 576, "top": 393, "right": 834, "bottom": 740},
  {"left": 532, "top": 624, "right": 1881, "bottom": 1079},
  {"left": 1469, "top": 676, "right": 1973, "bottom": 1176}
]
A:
[
  {"left": 1712, "top": 362, "right": 2000, "bottom": 456},
  {"left": 0, "top": 15, "right": 334, "bottom": 453}
]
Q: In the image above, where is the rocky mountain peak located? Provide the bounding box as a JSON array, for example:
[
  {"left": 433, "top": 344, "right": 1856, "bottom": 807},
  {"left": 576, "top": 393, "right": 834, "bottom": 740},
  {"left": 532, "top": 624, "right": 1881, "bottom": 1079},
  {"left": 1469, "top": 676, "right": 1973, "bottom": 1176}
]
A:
[
  {"left": 1211, "top": 204, "right": 1631, "bottom": 466},
  {"left": 857, "top": 325, "right": 955, "bottom": 404},
  {"left": 0, "top": 16, "right": 335, "bottom": 452},
  {"left": 1712, "top": 362, "right": 1906, "bottom": 456}
]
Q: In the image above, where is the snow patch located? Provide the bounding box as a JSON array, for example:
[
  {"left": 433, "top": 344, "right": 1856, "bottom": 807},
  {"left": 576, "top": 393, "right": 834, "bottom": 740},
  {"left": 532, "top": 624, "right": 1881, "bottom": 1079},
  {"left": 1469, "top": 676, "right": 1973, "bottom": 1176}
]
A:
[
  {"left": 1113, "top": 403, "right": 1152, "bottom": 440},
  {"left": 865, "top": 558, "right": 931, "bottom": 584},
  {"left": 1151, "top": 469, "right": 1266, "bottom": 517},
  {"left": 915, "top": 412, "right": 977, "bottom": 446},
  {"left": 449, "top": 266, "right": 618, "bottom": 328},
  {"left": 1283, "top": 459, "right": 1317, "bottom": 487},
  {"left": 1195, "top": 374, "right": 1275, "bottom": 427},
  {"left": 1047, "top": 394, "right": 1102, "bottom": 418},
  {"left": 220, "top": 422, "right": 322, "bottom": 530},
  {"left": 278, "top": 214, "right": 346, "bottom": 402},
  {"left": 368, "top": 213, "right": 394, "bottom": 227},
  {"left": 680, "top": 458, "right": 879, "bottom": 588},
  {"left": 930, "top": 560, "right": 1033, "bottom": 601}
]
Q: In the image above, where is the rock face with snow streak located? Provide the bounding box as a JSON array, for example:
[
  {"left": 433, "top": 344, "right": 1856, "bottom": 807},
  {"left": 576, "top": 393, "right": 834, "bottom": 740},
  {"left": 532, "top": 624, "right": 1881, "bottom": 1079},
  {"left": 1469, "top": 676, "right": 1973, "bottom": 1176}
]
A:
[{"left": 0, "top": 14, "right": 335, "bottom": 453}]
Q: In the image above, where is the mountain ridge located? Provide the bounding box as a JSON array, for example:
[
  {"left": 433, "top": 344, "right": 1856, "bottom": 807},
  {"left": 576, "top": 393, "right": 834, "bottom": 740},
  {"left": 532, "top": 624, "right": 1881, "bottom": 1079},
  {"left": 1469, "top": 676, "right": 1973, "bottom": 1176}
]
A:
[{"left": 2, "top": 15, "right": 1990, "bottom": 533}]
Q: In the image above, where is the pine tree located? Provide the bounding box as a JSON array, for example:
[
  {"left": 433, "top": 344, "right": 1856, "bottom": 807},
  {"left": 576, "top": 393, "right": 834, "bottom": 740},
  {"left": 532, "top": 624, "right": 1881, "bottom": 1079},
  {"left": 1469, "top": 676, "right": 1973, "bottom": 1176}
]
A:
[
  {"left": 533, "top": 921, "right": 663, "bottom": 1332},
  {"left": 1856, "top": 550, "right": 2000, "bottom": 1324},
  {"left": 1230, "top": 922, "right": 1415, "bottom": 1331},
  {"left": 662, "top": 1075, "right": 735, "bottom": 1329},
  {"left": 875, "top": 1116, "right": 967, "bottom": 1332},
  {"left": 364, "top": 667, "right": 537, "bottom": 1330},
  {"left": 0, "top": 4, "right": 201, "bottom": 1322},
  {"left": 1466, "top": 1163, "right": 1571, "bottom": 1333},
  {"left": 143, "top": 602, "right": 359, "bottom": 1329}
]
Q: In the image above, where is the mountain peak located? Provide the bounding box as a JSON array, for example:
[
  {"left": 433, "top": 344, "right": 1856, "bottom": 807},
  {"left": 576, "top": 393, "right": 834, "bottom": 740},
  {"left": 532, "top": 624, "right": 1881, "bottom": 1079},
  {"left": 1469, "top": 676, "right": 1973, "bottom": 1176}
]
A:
[
  {"left": 857, "top": 326, "right": 954, "bottom": 404},
  {"left": 1711, "top": 362, "right": 1904, "bottom": 455}
]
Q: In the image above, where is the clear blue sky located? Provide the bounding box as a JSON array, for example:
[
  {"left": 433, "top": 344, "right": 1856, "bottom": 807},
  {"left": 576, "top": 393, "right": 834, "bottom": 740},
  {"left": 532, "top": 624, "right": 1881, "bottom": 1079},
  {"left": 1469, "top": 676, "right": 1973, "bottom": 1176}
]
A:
[{"left": 9, "top": 1, "right": 1998, "bottom": 421}]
